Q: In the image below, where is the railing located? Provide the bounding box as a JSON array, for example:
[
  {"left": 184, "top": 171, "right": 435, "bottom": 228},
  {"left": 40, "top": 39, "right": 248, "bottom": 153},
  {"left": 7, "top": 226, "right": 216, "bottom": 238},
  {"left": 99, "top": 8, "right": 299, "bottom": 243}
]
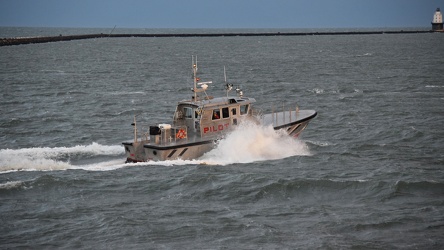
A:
[
  {"left": 257, "top": 101, "right": 300, "bottom": 127},
  {"left": 251, "top": 107, "right": 263, "bottom": 118},
  {"left": 156, "top": 125, "right": 188, "bottom": 145}
]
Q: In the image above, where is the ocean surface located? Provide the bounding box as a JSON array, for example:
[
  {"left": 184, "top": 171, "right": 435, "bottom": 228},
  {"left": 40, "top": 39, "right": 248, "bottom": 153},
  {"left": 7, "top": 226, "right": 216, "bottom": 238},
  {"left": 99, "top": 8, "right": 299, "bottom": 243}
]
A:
[{"left": 1, "top": 27, "right": 443, "bottom": 249}]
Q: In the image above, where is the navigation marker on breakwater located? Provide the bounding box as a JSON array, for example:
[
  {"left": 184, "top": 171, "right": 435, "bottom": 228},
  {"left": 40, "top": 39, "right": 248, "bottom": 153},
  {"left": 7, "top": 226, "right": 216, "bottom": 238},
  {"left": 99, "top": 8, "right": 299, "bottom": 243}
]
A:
[{"left": 432, "top": 8, "right": 443, "bottom": 31}]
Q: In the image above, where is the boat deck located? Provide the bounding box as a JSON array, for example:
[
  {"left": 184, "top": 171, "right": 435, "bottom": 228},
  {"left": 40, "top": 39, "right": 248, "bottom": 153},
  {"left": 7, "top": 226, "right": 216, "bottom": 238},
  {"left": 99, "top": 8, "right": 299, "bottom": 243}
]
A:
[{"left": 261, "top": 110, "right": 317, "bottom": 129}]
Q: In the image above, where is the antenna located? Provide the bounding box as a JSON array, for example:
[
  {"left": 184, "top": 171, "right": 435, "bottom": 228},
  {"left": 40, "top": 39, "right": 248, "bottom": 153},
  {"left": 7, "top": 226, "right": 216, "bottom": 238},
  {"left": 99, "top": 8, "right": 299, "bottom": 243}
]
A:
[
  {"left": 191, "top": 55, "right": 213, "bottom": 101},
  {"left": 192, "top": 55, "right": 198, "bottom": 101}
]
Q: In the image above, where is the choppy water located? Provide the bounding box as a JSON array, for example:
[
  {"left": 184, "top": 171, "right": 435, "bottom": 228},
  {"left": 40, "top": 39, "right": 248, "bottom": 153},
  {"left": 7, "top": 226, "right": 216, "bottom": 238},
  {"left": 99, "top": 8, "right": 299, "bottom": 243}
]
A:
[{"left": 1, "top": 28, "right": 443, "bottom": 249}]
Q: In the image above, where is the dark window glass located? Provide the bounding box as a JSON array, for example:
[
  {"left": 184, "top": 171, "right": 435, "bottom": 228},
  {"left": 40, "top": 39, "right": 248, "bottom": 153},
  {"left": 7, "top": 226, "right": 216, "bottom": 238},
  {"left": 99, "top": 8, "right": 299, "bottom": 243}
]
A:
[
  {"left": 222, "top": 107, "right": 229, "bottom": 118},
  {"left": 240, "top": 105, "right": 249, "bottom": 115}
]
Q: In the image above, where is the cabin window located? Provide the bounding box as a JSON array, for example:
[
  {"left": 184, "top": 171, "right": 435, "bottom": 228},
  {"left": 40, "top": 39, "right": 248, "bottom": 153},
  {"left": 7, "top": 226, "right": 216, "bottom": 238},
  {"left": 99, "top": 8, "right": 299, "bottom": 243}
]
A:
[
  {"left": 184, "top": 107, "right": 193, "bottom": 119},
  {"left": 222, "top": 107, "right": 229, "bottom": 118},
  {"left": 240, "top": 104, "right": 249, "bottom": 115},
  {"left": 231, "top": 108, "right": 237, "bottom": 116},
  {"left": 212, "top": 109, "right": 221, "bottom": 120}
]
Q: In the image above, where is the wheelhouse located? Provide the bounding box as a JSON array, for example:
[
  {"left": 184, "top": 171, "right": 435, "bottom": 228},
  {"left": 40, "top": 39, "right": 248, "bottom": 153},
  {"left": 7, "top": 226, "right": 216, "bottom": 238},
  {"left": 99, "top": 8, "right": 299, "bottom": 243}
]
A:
[{"left": 173, "top": 96, "right": 256, "bottom": 138}]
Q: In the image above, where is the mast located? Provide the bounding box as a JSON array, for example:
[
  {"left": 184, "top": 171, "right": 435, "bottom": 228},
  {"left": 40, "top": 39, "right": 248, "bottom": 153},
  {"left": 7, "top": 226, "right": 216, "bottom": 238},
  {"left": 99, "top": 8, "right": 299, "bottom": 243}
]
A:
[
  {"left": 224, "top": 66, "right": 233, "bottom": 97},
  {"left": 191, "top": 55, "right": 212, "bottom": 101},
  {"left": 192, "top": 55, "right": 198, "bottom": 102},
  {"left": 133, "top": 115, "right": 137, "bottom": 143}
]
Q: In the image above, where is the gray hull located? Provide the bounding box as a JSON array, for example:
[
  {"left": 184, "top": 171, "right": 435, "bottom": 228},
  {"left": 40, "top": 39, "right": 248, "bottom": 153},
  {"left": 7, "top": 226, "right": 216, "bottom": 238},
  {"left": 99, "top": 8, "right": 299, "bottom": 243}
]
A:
[
  {"left": 144, "top": 139, "right": 215, "bottom": 161},
  {"left": 123, "top": 138, "right": 215, "bottom": 162}
]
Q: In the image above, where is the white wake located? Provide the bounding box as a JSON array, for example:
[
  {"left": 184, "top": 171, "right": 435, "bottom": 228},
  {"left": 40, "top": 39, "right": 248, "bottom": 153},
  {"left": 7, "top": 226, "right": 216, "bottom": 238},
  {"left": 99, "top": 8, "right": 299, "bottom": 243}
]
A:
[
  {"left": 0, "top": 142, "right": 123, "bottom": 173},
  {"left": 0, "top": 122, "right": 311, "bottom": 172}
]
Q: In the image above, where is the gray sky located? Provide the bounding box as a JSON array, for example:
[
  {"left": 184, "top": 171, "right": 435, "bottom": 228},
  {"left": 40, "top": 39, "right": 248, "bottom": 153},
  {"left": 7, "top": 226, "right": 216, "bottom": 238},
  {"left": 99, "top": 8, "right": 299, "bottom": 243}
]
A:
[{"left": 0, "top": 0, "right": 443, "bottom": 29}]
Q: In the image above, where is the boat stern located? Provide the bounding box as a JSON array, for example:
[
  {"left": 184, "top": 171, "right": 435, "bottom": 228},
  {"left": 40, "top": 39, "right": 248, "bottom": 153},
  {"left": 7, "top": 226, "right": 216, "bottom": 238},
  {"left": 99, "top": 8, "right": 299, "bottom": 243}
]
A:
[{"left": 122, "top": 140, "right": 148, "bottom": 163}]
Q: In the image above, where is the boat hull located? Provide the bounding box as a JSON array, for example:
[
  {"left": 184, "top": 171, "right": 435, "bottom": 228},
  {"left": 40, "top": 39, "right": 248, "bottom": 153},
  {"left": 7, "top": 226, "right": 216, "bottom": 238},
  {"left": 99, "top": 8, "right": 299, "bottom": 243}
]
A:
[
  {"left": 123, "top": 139, "right": 215, "bottom": 162},
  {"left": 283, "top": 120, "right": 311, "bottom": 137},
  {"left": 143, "top": 140, "right": 215, "bottom": 161}
]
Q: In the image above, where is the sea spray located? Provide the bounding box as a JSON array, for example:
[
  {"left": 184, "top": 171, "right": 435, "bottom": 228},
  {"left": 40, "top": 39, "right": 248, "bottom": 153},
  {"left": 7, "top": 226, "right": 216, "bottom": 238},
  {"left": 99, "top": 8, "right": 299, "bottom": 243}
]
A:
[{"left": 199, "top": 121, "right": 310, "bottom": 165}]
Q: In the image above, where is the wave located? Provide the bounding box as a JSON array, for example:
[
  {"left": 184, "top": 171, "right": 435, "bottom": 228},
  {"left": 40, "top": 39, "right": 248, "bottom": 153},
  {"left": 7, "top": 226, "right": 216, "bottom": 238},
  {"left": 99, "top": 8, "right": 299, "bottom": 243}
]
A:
[
  {"left": 305, "top": 140, "right": 334, "bottom": 147},
  {"left": 0, "top": 180, "right": 25, "bottom": 190},
  {"left": 310, "top": 88, "right": 324, "bottom": 94},
  {"left": 107, "top": 91, "right": 146, "bottom": 96},
  {"left": 392, "top": 180, "right": 444, "bottom": 196},
  {"left": 356, "top": 52, "right": 372, "bottom": 57},
  {"left": 0, "top": 143, "right": 123, "bottom": 173},
  {"left": 39, "top": 69, "right": 66, "bottom": 74},
  {"left": 309, "top": 88, "right": 362, "bottom": 98},
  {"left": 251, "top": 179, "right": 444, "bottom": 204}
]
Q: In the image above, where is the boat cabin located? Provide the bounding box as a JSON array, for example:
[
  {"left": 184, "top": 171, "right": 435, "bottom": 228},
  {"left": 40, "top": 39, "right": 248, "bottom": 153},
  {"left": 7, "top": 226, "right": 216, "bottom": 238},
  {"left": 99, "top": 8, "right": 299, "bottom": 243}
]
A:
[{"left": 173, "top": 96, "right": 256, "bottom": 138}]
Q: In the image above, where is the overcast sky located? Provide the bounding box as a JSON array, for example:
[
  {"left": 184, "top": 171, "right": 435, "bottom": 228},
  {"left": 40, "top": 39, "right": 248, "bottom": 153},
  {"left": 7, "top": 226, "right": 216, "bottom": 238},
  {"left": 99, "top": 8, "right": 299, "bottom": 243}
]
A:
[{"left": 0, "top": 0, "right": 443, "bottom": 29}]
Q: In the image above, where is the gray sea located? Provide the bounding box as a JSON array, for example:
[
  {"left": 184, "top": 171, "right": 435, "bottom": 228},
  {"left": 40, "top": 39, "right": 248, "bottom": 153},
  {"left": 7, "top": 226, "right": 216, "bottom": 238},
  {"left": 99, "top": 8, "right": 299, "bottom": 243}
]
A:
[{"left": 1, "top": 27, "right": 443, "bottom": 249}]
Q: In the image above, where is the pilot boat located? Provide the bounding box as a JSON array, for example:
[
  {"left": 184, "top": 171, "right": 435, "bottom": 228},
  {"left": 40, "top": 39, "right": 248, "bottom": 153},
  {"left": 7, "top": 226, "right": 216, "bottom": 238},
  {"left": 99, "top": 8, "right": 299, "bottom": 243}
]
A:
[{"left": 122, "top": 57, "right": 316, "bottom": 162}]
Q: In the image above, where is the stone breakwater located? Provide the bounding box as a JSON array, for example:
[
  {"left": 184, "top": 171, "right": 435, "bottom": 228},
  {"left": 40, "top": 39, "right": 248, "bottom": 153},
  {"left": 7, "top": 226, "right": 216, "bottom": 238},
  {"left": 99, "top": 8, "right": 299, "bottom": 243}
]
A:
[{"left": 0, "top": 30, "right": 438, "bottom": 46}]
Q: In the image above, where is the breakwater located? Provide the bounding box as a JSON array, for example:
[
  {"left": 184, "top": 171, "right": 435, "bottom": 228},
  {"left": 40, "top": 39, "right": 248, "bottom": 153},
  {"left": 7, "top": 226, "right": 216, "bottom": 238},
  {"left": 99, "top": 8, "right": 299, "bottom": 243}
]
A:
[{"left": 0, "top": 30, "right": 437, "bottom": 46}]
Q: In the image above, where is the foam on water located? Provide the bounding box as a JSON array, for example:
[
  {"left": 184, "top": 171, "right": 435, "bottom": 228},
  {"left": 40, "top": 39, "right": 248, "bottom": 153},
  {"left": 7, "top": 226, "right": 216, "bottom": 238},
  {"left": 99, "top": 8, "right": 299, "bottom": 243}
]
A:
[
  {"left": 0, "top": 180, "right": 24, "bottom": 190},
  {"left": 0, "top": 143, "right": 123, "bottom": 173},
  {"left": 199, "top": 121, "right": 310, "bottom": 165}
]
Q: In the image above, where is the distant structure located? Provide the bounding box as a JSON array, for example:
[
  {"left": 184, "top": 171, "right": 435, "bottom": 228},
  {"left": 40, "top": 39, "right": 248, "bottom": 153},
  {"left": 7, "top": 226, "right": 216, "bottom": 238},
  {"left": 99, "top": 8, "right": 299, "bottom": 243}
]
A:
[{"left": 432, "top": 8, "right": 443, "bottom": 31}]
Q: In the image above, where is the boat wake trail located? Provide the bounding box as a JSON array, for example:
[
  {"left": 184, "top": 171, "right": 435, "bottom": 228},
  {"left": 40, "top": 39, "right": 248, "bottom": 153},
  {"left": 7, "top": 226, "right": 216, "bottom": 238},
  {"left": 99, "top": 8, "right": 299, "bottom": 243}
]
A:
[
  {"left": 0, "top": 123, "right": 310, "bottom": 173},
  {"left": 199, "top": 121, "right": 310, "bottom": 165},
  {"left": 0, "top": 143, "right": 124, "bottom": 173}
]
